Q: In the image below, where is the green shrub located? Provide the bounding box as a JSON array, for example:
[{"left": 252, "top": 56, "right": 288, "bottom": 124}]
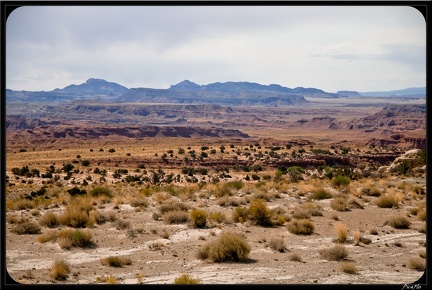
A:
[
  {"left": 81, "top": 160, "right": 90, "bottom": 166},
  {"left": 190, "top": 209, "right": 207, "bottom": 228},
  {"left": 331, "top": 175, "right": 350, "bottom": 188},
  {"left": 248, "top": 199, "right": 273, "bottom": 226},
  {"left": 196, "top": 231, "right": 251, "bottom": 262},
  {"left": 287, "top": 219, "right": 314, "bottom": 235},
  {"left": 67, "top": 187, "right": 87, "bottom": 196}
]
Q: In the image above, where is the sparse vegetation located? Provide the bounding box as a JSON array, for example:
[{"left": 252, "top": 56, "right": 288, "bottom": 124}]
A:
[
  {"left": 11, "top": 221, "right": 41, "bottom": 235},
  {"left": 248, "top": 199, "right": 273, "bottom": 226},
  {"left": 101, "top": 256, "right": 132, "bottom": 267},
  {"left": 309, "top": 188, "right": 333, "bottom": 200},
  {"left": 5, "top": 102, "right": 427, "bottom": 284},
  {"left": 268, "top": 237, "right": 286, "bottom": 252},
  {"left": 50, "top": 259, "right": 71, "bottom": 281},
  {"left": 375, "top": 194, "right": 399, "bottom": 208},
  {"left": 319, "top": 245, "right": 349, "bottom": 261},
  {"left": 190, "top": 209, "right": 207, "bottom": 228},
  {"left": 334, "top": 222, "right": 348, "bottom": 243},
  {"left": 287, "top": 219, "right": 314, "bottom": 235},
  {"left": 164, "top": 210, "right": 189, "bottom": 224},
  {"left": 341, "top": 262, "right": 358, "bottom": 274},
  {"left": 384, "top": 216, "right": 411, "bottom": 229},
  {"left": 331, "top": 197, "right": 348, "bottom": 212},
  {"left": 38, "top": 229, "right": 93, "bottom": 249},
  {"left": 197, "top": 231, "right": 251, "bottom": 262},
  {"left": 407, "top": 257, "right": 426, "bottom": 271},
  {"left": 174, "top": 273, "right": 201, "bottom": 284}
]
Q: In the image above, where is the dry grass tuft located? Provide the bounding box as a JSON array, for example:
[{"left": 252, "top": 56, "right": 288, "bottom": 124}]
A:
[
  {"left": 361, "top": 184, "right": 381, "bottom": 197},
  {"left": 159, "top": 201, "right": 189, "bottom": 214},
  {"left": 96, "top": 275, "right": 119, "bottom": 284},
  {"left": 248, "top": 199, "right": 273, "bottom": 226},
  {"left": 209, "top": 211, "right": 227, "bottom": 224},
  {"left": 375, "top": 194, "right": 399, "bottom": 208},
  {"left": 268, "top": 237, "right": 287, "bottom": 252},
  {"left": 39, "top": 212, "right": 60, "bottom": 228},
  {"left": 287, "top": 219, "right": 314, "bottom": 235},
  {"left": 331, "top": 197, "right": 348, "bottom": 212},
  {"left": 11, "top": 221, "right": 41, "bottom": 235},
  {"left": 352, "top": 230, "right": 362, "bottom": 246},
  {"left": 341, "top": 262, "right": 359, "bottom": 274},
  {"left": 309, "top": 188, "right": 333, "bottom": 200},
  {"left": 58, "top": 206, "right": 93, "bottom": 228},
  {"left": 115, "top": 219, "right": 131, "bottom": 230},
  {"left": 101, "top": 256, "right": 132, "bottom": 267},
  {"left": 319, "top": 245, "right": 349, "bottom": 261},
  {"left": 190, "top": 209, "right": 207, "bottom": 228},
  {"left": 163, "top": 210, "right": 189, "bottom": 224},
  {"left": 347, "top": 198, "right": 364, "bottom": 210},
  {"left": 38, "top": 228, "right": 93, "bottom": 249},
  {"left": 407, "top": 257, "right": 426, "bottom": 271},
  {"left": 130, "top": 198, "right": 148, "bottom": 208},
  {"left": 232, "top": 206, "right": 249, "bottom": 223},
  {"left": 174, "top": 273, "right": 201, "bottom": 284},
  {"left": 196, "top": 231, "right": 251, "bottom": 262},
  {"left": 292, "top": 210, "right": 311, "bottom": 220},
  {"left": 384, "top": 216, "right": 411, "bottom": 229},
  {"left": 50, "top": 259, "right": 70, "bottom": 281},
  {"left": 289, "top": 252, "right": 302, "bottom": 262},
  {"left": 334, "top": 222, "right": 348, "bottom": 243}
]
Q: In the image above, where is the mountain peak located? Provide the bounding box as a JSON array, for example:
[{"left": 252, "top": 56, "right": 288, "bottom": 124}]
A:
[{"left": 169, "top": 80, "right": 201, "bottom": 91}]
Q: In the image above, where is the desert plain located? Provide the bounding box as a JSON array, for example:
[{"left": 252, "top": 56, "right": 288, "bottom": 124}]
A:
[{"left": 3, "top": 96, "right": 427, "bottom": 285}]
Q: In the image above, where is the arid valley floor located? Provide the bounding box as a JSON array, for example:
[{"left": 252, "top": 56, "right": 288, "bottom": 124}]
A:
[{"left": 4, "top": 97, "right": 427, "bottom": 285}]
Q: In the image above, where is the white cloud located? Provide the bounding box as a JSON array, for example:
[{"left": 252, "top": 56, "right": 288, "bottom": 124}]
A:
[{"left": 6, "top": 5, "right": 426, "bottom": 92}]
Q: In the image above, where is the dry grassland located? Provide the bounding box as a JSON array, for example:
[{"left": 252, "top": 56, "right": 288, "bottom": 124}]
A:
[{"left": 5, "top": 133, "right": 426, "bottom": 285}]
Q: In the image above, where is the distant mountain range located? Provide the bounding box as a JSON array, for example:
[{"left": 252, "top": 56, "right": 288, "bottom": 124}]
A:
[{"left": 6, "top": 78, "right": 425, "bottom": 105}]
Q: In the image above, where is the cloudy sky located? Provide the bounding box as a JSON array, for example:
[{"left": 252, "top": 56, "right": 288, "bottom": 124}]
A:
[{"left": 6, "top": 5, "right": 426, "bottom": 93}]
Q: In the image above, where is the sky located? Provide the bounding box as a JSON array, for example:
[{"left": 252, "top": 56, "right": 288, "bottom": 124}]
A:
[{"left": 6, "top": 5, "right": 426, "bottom": 93}]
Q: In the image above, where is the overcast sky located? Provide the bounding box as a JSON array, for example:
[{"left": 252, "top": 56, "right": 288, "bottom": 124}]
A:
[{"left": 6, "top": 5, "right": 426, "bottom": 93}]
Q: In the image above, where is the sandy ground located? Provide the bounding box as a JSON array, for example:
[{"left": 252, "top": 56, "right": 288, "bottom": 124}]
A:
[{"left": 5, "top": 177, "right": 426, "bottom": 285}]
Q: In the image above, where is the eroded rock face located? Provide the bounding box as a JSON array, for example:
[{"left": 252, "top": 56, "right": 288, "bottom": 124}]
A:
[{"left": 386, "top": 149, "right": 425, "bottom": 174}]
